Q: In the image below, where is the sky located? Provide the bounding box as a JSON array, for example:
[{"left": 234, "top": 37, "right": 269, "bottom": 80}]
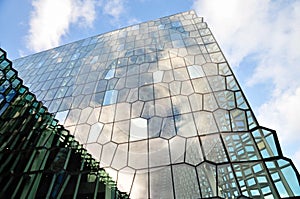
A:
[{"left": 1, "top": 0, "right": 300, "bottom": 171}]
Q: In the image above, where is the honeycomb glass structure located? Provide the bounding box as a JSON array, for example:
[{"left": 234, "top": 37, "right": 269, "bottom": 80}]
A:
[
  {"left": 0, "top": 49, "right": 128, "bottom": 198},
  {"left": 11, "top": 10, "right": 300, "bottom": 198}
]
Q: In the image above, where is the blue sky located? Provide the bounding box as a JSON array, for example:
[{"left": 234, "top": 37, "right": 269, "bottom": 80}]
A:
[{"left": 1, "top": 0, "right": 300, "bottom": 171}]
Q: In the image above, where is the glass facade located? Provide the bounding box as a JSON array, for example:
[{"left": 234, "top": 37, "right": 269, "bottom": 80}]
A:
[
  {"left": 7, "top": 10, "right": 300, "bottom": 198},
  {"left": 0, "top": 49, "right": 128, "bottom": 198}
]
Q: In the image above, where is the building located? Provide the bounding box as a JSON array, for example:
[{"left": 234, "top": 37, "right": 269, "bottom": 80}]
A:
[{"left": 3, "top": 10, "right": 300, "bottom": 198}]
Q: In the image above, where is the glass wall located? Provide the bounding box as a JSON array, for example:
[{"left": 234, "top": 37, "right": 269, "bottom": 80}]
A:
[
  {"left": 0, "top": 48, "right": 128, "bottom": 199},
  {"left": 11, "top": 10, "right": 300, "bottom": 198}
]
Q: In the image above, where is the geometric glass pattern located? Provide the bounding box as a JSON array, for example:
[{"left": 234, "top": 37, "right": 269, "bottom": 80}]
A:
[
  {"left": 0, "top": 48, "right": 128, "bottom": 198},
  {"left": 11, "top": 10, "right": 300, "bottom": 198}
]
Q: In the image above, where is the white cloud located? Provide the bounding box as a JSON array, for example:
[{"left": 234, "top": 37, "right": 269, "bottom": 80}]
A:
[
  {"left": 26, "top": 0, "right": 99, "bottom": 52},
  {"left": 127, "top": 18, "right": 141, "bottom": 26},
  {"left": 294, "top": 149, "right": 300, "bottom": 172},
  {"left": 258, "top": 87, "right": 300, "bottom": 143},
  {"left": 193, "top": 0, "right": 300, "bottom": 170},
  {"left": 102, "top": 0, "right": 140, "bottom": 28},
  {"left": 103, "top": 0, "right": 126, "bottom": 22}
]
